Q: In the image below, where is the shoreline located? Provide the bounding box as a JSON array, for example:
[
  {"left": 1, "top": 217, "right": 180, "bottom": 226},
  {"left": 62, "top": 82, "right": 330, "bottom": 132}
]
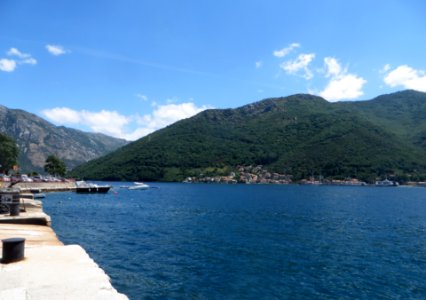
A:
[
  {"left": 0, "top": 183, "right": 128, "bottom": 299},
  {"left": 0, "top": 181, "right": 77, "bottom": 192}
]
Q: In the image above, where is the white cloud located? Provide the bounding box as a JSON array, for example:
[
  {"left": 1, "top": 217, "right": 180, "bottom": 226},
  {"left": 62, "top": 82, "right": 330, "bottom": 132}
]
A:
[
  {"left": 383, "top": 65, "right": 426, "bottom": 92},
  {"left": 320, "top": 74, "right": 367, "bottom": 101},
  {"left": 21, "top": 57, "right": 37, "bottom": 65},
  {"left": 0, "top": 59, "right": 17, "bottom": 72},
  {"left": 324, "top": 57, "right": 342, "bottom": 77},
  {"left": 41, "top": 107, "right": 81, "bottom": 123},
  {"left": 7, "top": 48, "right": 37, "bottom": 65},
  {"left": 42, "top": 108, "right": 130, "bottom": 138},
  {"left": 273, "top": 43, "right": 300, "bottom": 58},
  {"left": 255, "top": 60, "right": 263, "bottom": 69},
  {"left": 319, "top": 57, "right": 366, "bottom": 101},
  {"left": 46, "top": 44, "right": 68, "bottom": 56},
  {"left": 83, "top": 110, "right": 130, "bottom": 137},
  {"left": 135, "top": 102, "right": 209, "bottom": 137},
  {"left": 280, "top": 53, "right": 315, "bottom": 80},
  {"left": 41, "top": 102, "right": 210, "bottom": 141},
  {"left": 380, "top": 64, "right": 391, "bottom": 74},
  {"left": 3, "top": 47, "right": 37, "bottom": 68},
  {"left": 7, "top": 48, "right": 31, "bottom": 59}
]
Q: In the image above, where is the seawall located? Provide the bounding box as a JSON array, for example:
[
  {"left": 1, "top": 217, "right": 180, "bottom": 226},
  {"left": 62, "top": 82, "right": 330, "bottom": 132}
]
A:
[
  {"left": 0, "top": 190, "right": 128, "bottom": 299},
  {"left": 0, "top": 181, "right": 77, "bottom": 192}
]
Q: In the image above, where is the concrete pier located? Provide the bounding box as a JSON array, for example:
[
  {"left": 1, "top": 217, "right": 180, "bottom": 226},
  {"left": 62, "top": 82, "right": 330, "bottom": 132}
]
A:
[
  {"left": 9, "top": 181, "right": 77, "bottom": 192},
  {"left": 0, "top": 195, "right": 128, "bottom": 299},
  {"left": 0, "top": 198, "right": 51, "bottom": 225}
]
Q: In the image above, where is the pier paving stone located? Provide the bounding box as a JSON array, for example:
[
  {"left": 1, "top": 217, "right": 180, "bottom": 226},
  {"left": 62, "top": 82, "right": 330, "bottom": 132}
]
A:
[{"left": 0, "top": 189, "right": 128, "bottom": 299}]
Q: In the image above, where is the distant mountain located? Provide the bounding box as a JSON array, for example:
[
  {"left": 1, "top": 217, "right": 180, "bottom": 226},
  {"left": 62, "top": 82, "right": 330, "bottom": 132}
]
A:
[
  {"left": 71, "top": 90, "right": 426, "bottom": 182},
  {"left": 0, "top": 105, "right": 127, "bottom": 173}
]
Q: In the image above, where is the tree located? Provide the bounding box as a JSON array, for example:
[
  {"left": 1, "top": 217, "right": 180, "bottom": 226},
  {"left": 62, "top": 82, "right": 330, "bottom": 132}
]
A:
[
  {"left": 44, "top": 155, "right": 66, "bottom": 177},
  {"left": 0, "top": 133, "right": 19, "bottom": 174}
]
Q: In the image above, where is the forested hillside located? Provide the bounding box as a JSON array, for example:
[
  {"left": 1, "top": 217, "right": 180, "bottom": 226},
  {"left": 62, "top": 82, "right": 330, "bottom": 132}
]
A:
[{"left": 71, "top": 90, "right": 426, "bottom": 182}]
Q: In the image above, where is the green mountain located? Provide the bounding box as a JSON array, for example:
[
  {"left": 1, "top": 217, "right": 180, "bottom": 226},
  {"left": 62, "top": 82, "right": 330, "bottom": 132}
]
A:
[
  {"left": 71, "top": 90, "right": 426, "bottom": 183},
  {"left": 0, "top": 105, "right": 128, "bottom": 173}
]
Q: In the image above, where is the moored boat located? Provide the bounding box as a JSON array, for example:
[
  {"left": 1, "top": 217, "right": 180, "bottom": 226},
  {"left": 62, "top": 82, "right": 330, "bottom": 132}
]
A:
[
  {"left": 375, "top": 179, "right": 399, "bottom": 187},
  {"left": 75, "top": 181, "right": 111, "bottom": 193}
]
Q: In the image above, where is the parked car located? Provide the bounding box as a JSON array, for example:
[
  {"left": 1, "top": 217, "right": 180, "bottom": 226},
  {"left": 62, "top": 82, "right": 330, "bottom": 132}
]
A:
[
  {"left": 20, "top": 174, "right": 33, "bottom": 182},
  {"left": 31, "top": 175, "right": 44, "bottom": 182},
  {"left": 0, "top": 174, "right": 11, "bottom": 182},
  {"left": 10, "top": 176, "right": 20, "bottom": 183}
]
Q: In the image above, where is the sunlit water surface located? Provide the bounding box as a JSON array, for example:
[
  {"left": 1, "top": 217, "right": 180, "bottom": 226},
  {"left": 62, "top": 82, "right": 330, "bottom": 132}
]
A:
[{"left": 43, "top": 183, "right": 426, "bottom": 299}]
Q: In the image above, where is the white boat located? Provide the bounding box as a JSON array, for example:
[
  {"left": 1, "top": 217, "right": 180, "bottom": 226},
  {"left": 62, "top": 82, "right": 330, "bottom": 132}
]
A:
[
  {"left": 75, "top": 181, "right": 111, "bottom": 193},
  {"left": 34, "top": 193, "right": 46, "bottom": 199},
  {"left": 375, "top": 179, "right": 399, "bottom": 187},
  {"left": 128, "top": 182, "right": 150, "bottom": 190},
  {"left": 22, "top": 192, "right": 46, "bottom": 199}
]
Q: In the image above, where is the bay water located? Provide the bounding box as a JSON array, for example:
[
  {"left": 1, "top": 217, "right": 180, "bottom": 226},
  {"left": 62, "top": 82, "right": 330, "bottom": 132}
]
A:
[{"left": 43, "top": 183, "right": 426, "bottom": 299}]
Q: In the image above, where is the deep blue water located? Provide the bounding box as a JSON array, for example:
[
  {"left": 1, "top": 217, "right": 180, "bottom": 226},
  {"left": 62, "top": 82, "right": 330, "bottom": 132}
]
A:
[{"left": 43, "top": 183, "right": 426, "bottom": 299}]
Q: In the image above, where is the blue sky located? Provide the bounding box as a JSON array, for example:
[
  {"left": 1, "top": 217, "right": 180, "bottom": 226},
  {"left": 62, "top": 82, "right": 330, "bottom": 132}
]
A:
[{"left": 1, "top": 0, "right": 425, "bottom": 140}]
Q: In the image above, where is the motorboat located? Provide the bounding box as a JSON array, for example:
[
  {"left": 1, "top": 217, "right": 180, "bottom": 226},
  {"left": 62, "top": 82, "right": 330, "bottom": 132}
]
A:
[
  {"left": 75, "top": 181, "right": 111, "bottom": 193},
  {"left": 34, "top": 193, "right": 46, "bottom": 199},
  {"left": 128, "top": 182, "right": 150, "bottom": 190},
  {"left": 375, "top": 179, "right": 399, "bottom": 187}
]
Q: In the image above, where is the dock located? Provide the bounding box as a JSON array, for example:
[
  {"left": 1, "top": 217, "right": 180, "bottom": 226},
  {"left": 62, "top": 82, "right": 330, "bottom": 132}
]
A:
[
  {"left": 0, "top": 194, "right": 128, "bottom": 299},
  {"left": 0, "top": 198, "right": 51, "bottom": 225},
  {"left": 6, "top": 181, "right": 77, "bottom": 192}
]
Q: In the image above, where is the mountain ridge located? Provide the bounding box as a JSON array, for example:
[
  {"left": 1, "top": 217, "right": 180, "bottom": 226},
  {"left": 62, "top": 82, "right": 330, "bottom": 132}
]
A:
[
  {"left": 0, "top": 105, "right": 128, "bottom": 173},
  {"left": 71, "top": 90, "right": 426, "bottom": 182}
]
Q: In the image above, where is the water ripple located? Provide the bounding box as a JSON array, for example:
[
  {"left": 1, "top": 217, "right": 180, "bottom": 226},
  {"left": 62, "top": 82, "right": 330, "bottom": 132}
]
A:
[{"left": 44, "top": 184, "right": 426, "bottom": 299}]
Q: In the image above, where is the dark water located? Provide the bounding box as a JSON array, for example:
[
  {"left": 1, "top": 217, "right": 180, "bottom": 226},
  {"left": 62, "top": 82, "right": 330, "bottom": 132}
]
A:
[{"left": 43, "top": 183, "right": 426, "bottom": 299}]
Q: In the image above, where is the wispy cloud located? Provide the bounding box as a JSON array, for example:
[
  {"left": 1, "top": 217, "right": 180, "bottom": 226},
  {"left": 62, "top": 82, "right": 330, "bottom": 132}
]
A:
[
  {"left": 255, "top": 60, "right": 263, "bottom": 69},
  {"left": 324, "top": 57, "right": 342, "bottom": 77},
  {"left": 383, "top": 65, "right": 426, "bottom": 92},
  {"left": 46, "top": 44, "right": 69, "bottom": 56},
  {"left": 7, "top": 47, "right": 37, "bottom": 65},
  {"left": 318, "top": 57, "right": 366, "bottom": 101},
  {"left": 8, "top": 48, "right": 30, "bottom": 59},
  {"left": 280, "top": 53, "right": 315, "bottom": 80},
  {"left": 380, "top": 63, "right": 391, "bottom": 74},
  {"left": 41, "top": 101, "right": 210, "bottom": 141},
  {"left": 273, "top": 43, "right": 300, "bottom": 58},
  {"left": 72, "top": 46, "right": 284, "bottom": 90},
  {"left": 21, "top": 57, "right": 37, "bottom": 65},
  {"left": 136, "top": 94, "right": 148, "bottom": 101},
  {"left": 73, "top": 46, "right": 214, "bottom": 77},
  {"left": 0, "top": 47, "right": 37, "bottom": 72}
]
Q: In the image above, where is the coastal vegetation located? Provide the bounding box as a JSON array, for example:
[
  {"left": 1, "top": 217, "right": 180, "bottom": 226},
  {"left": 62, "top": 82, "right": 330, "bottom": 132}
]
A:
[
  {"left": 44, "top": 155, "right": 66, "bottom": 177},
  {"left": 0, "top": 132, "right": 18, "bottom": 174},
  {"left": 70, "top": 90, "right": 425, "bottom": 183}
]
